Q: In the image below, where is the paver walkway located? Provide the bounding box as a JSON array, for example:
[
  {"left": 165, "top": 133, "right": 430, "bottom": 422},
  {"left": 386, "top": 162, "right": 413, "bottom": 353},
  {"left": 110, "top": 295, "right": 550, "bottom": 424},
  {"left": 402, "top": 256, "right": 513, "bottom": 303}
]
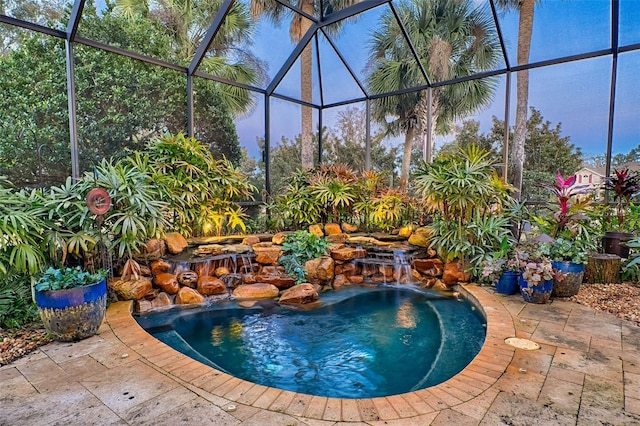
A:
[{"left": 2, "top": 284, "right": 640, "bottom": 425}]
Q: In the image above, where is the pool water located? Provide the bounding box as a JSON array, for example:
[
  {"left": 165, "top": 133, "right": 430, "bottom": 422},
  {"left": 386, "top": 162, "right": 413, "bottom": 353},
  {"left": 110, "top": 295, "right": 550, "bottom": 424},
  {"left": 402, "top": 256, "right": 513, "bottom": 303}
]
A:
[{"left": 136, "top": 287, "right": 486, "bottom": 398}]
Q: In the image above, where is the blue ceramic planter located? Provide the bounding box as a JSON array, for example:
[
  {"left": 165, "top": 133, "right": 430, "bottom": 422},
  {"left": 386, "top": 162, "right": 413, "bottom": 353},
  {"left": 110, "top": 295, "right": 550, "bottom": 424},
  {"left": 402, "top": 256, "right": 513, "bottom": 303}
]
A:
[
  {"left": 519, "top": 275, "right": 553, "bottom": 304},
  {"left": 495, "top": 271, "right": 520, "bottom": 295},
  {"left": 35, "top": 279, "right": 107, "bottom": 342},
  {"left": 551, "top": 261, "right": 585, "bottom": 297}
]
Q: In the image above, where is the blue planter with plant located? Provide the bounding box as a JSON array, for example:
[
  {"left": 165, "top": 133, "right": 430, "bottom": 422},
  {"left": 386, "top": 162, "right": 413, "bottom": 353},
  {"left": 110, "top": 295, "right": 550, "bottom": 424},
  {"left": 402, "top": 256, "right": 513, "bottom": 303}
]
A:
[
  {"left": 495, "top": 271, "right": 520, "bottom": 295},
  {"left": 34, "top": 267, "right": 108, "bottom": 342},
  {"left": 551, "top": 261, "right": 585, "bottom": 297},
  {"left": 519, "top": 275, "right": 553, "bottom": 304}
]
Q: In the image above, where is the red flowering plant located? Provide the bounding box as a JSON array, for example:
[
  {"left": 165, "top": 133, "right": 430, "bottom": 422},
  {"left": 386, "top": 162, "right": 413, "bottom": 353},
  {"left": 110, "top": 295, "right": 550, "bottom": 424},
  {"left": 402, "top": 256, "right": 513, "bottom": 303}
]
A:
[
  {"left": 534, "top": 172, "right": 593, "bottom": 239},
  {"left": 602, "top": 168, "right": 640, "bottom": 231}
]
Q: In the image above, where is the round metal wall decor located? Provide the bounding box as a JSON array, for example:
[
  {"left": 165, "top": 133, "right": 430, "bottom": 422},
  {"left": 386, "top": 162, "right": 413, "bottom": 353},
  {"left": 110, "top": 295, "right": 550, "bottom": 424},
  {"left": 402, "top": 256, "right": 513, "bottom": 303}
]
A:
[{"left": 86, "top": 188, "right": 111, "bottom": 215}]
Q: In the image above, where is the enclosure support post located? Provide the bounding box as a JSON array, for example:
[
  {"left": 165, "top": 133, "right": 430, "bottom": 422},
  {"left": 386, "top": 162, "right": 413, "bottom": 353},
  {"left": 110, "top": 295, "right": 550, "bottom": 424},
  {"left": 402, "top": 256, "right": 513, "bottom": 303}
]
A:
[
  {"left": 265, "top": 93, "right": 271, "bottom": 195},
  {"left": 65, "top": 39, "right": 80, "bottom": 181},
  {"left": 425, "top": 88, "right": 433, "bottom": 162},
  {"left": 318, "top": 108, "right": 323, "bottom": 165},
  {"left": 187, "top": 74, "right": 194, "bottom": 137},
  {"left": 365, "top": 99, "right": 371, "bottom": 171},
  {"left": 503, "top": 72, "right": 511, "bottom": 180},
  {"left": 605, "top": 0, "right": 620, "bottom": 199}
]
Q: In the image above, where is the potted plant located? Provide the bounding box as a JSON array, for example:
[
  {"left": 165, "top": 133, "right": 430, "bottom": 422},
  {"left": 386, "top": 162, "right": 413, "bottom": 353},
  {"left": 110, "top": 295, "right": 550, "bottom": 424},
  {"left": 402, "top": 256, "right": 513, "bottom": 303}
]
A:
[
  {"left": 34, "top": 266, "right": 108, "bottom": 342},
  {"left": 516, "top": 242, "right": 555, "bottom": 304},
  {"left": 602, "top": 168, "right": 640, "bottom": 257},
  {"left": 479, "top": 237, "right": 520, "bottom": 295},
  {"left": 533, "top": 172, "right": 596, "bottom": 297},
  {"left": 541, "top": 237, "right": 590, "bottom": 297}
]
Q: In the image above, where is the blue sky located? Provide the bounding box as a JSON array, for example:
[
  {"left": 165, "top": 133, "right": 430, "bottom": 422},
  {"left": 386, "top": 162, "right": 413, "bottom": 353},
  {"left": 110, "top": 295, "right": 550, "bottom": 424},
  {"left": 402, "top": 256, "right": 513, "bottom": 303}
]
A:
[{"left": 234, "top": 0, "right": 640, "bottom": 161}]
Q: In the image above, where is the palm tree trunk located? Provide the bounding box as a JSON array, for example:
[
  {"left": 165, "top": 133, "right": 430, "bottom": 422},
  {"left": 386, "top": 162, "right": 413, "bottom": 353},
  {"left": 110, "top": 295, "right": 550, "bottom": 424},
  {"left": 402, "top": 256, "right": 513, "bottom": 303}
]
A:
[
  {"left": 400, "top": 126, "right": 415, "bottom": 189},
  {"left": 510, "top": 0, "right": 535, "bottom": 200},
  {"left": 300, "top": 1, "right": 314, "bottom": 169}
]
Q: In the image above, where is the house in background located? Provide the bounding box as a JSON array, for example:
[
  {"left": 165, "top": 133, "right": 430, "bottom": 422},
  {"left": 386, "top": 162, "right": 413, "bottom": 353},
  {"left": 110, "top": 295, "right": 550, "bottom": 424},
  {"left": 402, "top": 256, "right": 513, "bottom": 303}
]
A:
[{"left": 574, "top": 162, "right": 640, "bottom": 201}]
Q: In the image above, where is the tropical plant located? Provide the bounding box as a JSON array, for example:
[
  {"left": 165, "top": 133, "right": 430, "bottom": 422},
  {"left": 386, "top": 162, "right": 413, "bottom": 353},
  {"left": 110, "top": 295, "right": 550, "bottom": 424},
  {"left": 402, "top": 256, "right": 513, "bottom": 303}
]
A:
[
  {"left": 413, "top": 145, "right": 515, "bottom": 269},
  {"left": 0, "top": 275, "right": 39, "bottom": 328},
  {"left": 602, "top": 168, "right": 640, "bottom": 231},
  {"left": 114, "top": 0, "right": 261, "bottom": 115},
  {"left": 145, "top": 133, "right": 256, "bottom": 237},
  {"left": 515, "top": 242, "right": 554, "bottom": 288},
  {"left": 540, "top": 237, "right": 590, "bottom": 265},
  {"left": 279, "top": 230, "right": 329, "bottom": 284},
  {"left": 0, "top": 179, "right": 46, "bottom": 276},
  {"left": 622, "top": 238, "right": 640, "bottom": 282},
  {"left": 34, "top": 266, "right": 108, "bottom": 292},
  {"left": 495, "top": 0, "right": 539, "bottom": 199},
  {"left": 368, "top": 0, "right": 501, "bottom": 186},
  {"left": 533, "top": 172, "right": 594, "bottom": 240},
  {"left": 479, "top": 236, "right": 519, "bottom": 285}
]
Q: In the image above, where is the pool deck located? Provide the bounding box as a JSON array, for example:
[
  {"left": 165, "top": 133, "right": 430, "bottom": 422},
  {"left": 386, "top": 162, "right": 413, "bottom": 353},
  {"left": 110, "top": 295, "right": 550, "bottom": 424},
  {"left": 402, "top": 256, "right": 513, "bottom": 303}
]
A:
[{"left": 2, "top": 284, "right": 640, "bottom": 425}]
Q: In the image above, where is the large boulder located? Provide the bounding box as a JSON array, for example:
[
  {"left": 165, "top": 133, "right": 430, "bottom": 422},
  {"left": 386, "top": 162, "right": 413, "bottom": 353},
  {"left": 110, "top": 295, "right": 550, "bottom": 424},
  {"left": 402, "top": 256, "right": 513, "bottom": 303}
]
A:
[
  {"left": 308, "top": 224, "right": 324, "bottom": 238},
  {"left": 152, "top": 292, "right": 173, "bottom": 308},
  {"left": 197, "top": 276, "right": 227, "bottom": 295},
  {"left": 442, "top": 259, "right": 471, "bottom": 286},
  {"left": 324, "top": 223, "right": 342, "bottom": 235},
  {"left": 256, "top": 274, "right": 296, "bottom": 289},
  {"left": 144, "top": 239, "right": 166, "bottom": 260},
  {"left": 305, "top": 256, "right": 335, "bottom": 282},
  {"left": 331, "top": 274, "right": 349, "bottom": 289},
  {"left": 412, "top": 258, "right": 444, "bottom": 277},
  {"left": 109, "top": 277, "right": 152, "bottom": 300},
  {"left": 150, "top": 259, "right": 172, "bottom": 276},
  {"left": 215, "top": 266, "right": 230, "bottom": 277},
  {"left": 272, "top": 232, "right": 287, "bottom": 245},
  {"left": 398, "top": 225, "right": 416, "bottom": 238},
  {"left": 341, "top": 222, "right": 358, "bottom": 233},
  {"left": 253, "top": 245, "right": 282, "bottom": 265},
  {"left": 177, "top": 271, "right": 199, "bottom": 288},
  {"left": 279, "top": 284, "right": 319, "bottom": 305},
  {"left": 330, "top": 247, "right": 367, "bottom": 261},
  {"left": 233, "top": 283, "right": 280, "bottom": 300},
  {"left": 408, "top": 227, "right": 433, "bottom": 248},
  {"left": 175, "top": 287, "right": 205, "bottom": 304},
  {"left": 242, "top": 235, "right": 260, "bottom": 246},
  {"left": 153, "top": 273, "right": 179, "bottom": 294},
  {"left": 165, "top": 232, "right": 189, "bottom": 254}
]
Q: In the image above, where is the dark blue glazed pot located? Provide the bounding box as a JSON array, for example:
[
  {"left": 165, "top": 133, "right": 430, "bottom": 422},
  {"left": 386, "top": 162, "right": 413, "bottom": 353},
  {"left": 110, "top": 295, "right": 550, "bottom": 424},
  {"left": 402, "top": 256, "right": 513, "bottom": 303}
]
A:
[
  {"left": 551, "top": 261, "right": 585, "bottom": 298},
  {"left": 519, "top": 275, "right": 553, "bottom": 304},
  {"left": 35, "top": 279, "right": 107, "bottom": 342},
  {"left": 495, "top": 271, "right": 520, "bottom": 295}
]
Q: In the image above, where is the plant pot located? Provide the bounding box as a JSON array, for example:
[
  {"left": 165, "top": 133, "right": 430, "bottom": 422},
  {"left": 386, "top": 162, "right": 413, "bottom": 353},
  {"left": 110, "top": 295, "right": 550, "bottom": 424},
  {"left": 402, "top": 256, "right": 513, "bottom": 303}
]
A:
[
  {"left": 495, "top": 271, "right": 520, "bottom": 295},
  {"left": 552, "top": 261, "right": 584, "bottom": 297},
  {"left": 519, "top": 275, "right": 553, "bottom": 304},
  {"left": 35, "top": 279, "right": 107, "bottom": 342},
  {"left": 603, "top": 231, "right": 633, "bottom": 258}
]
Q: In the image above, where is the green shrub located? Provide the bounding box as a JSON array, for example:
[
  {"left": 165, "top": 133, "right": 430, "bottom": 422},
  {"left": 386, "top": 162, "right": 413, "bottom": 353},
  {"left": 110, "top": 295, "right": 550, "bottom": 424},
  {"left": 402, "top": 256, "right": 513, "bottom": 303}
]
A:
[{"left": 279, "top": 231, "right": 329, "bottom": 284}]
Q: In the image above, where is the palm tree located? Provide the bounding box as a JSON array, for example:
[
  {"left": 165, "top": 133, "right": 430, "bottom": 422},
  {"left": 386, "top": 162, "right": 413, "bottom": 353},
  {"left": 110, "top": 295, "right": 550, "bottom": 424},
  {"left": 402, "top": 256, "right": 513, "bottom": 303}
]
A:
[
  {"left": 249, "top": 0, "right": 360, "bottom": 169},
  {"left": 115, "top": 0, "right": 261, "bottom": 115},
  {"left": 494, "top": 0, "right": 538, "bottom": 199},
  {"left": 368, "top": 0, "right": 502, "bottom": 187}
]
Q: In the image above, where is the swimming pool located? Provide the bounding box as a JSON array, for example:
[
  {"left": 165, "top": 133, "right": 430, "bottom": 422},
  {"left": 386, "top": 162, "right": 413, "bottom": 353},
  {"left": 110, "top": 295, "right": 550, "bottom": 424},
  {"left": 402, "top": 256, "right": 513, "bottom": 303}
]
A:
[{"left": 135, "top": 287, "right": 486, "bottom": 398}]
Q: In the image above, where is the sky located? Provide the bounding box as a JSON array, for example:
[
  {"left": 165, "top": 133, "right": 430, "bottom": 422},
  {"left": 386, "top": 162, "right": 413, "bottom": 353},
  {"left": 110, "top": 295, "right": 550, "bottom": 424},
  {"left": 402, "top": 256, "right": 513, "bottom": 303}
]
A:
[{"left": 234, "top": 0, "right": 640, "bottom": 161}]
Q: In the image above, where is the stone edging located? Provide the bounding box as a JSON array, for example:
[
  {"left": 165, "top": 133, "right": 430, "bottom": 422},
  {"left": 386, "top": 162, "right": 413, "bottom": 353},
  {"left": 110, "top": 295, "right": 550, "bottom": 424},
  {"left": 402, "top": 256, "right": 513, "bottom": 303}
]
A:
[{"left": 105, "top": 284, "right": 515, "bottom": 422}]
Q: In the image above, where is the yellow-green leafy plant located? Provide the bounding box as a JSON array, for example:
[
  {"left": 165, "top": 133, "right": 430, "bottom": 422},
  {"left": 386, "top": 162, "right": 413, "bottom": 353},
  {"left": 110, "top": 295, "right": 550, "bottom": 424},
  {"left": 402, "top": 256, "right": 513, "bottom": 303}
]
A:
[{"left": 146, "top": 132, "right": 256, "bottom": 236}]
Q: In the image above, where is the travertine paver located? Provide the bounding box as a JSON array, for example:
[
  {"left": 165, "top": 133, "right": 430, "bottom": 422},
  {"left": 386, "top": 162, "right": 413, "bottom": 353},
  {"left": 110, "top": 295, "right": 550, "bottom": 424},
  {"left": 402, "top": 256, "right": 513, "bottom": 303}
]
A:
[{"left": 2, "top": 284, "right": 640, "bottom": 425}]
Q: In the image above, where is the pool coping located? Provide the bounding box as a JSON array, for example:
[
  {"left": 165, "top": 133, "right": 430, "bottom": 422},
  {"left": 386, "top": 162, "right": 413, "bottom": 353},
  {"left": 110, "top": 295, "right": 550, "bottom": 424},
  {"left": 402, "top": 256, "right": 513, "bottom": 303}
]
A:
[{"left": 105, "top": 284, "right": 515, "bottom": 422}]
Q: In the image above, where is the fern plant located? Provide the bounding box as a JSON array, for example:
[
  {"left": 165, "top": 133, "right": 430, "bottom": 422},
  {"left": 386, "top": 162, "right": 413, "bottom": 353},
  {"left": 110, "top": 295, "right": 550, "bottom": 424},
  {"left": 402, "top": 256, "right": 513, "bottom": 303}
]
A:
[{"left": 279, "top": 230, "right": 329, "bottom": 284}]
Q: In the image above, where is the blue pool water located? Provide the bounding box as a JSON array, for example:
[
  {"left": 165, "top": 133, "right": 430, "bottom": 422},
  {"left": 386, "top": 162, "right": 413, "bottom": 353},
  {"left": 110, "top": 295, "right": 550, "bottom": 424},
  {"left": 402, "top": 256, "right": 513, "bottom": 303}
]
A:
[{"left": 136, "top": 287, "right": 486, "bottom": 398}]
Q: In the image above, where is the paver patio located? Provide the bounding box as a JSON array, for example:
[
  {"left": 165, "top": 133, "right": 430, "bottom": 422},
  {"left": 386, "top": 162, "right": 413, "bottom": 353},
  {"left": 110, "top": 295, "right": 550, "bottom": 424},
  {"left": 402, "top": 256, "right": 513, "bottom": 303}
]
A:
[{"left": 2, "top": 284, "right": 640, "bottom": 425}]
